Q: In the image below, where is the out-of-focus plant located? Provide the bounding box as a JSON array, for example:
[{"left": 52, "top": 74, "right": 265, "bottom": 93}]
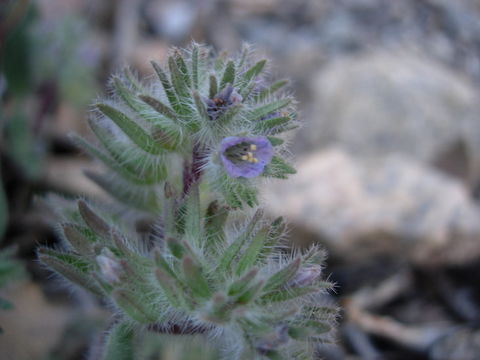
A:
[
  {"left": 0, "top": 1, "right": 98, "bottom": 242},
  {"left": 0, "top": 2, "right": 98, "bottom": 179},
  {"left": 39, "top": 43, "right": 338, "bottom": 359},
  {"left": 0, "top": 246, "right": 27, "bottom": 332}
]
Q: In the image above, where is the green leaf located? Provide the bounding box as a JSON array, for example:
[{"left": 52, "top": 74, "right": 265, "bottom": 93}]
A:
[
  {"left": 154, "top": 250, "right": 188, "bottom": 306},
  {"left": 191, "top": 45, "right": 200, "bottom": 90},
  {"left": 38, "top": 248, "right": 102, "bottom": 296},
  {"left": 113, "top": 289, "right": 156, "bottom": 323},
  {"left": 153, "top": 250, "right": 179, "bottom": 281},
  {"left": 139, "top": 95, "right": 183, "bottom": 148},
  {"left": 269, "top": 124, "right": 299, "bottom": 135},
  {"left": 151, "top": 61, "right": 180, "bottom": 112},
  {"left": 214, "top": 51, "right": 228, "bottom": 72},
  {"left": 221, "top": 178, "right": 258, "bottom": 208},
  {"left": 304, "top": 320, "right": 332, "bottom": 334},
  {"left": 209, "top": 74, "right": 218, "bottom": 98},
  {"left": 155, "top": 268, "right": 182, "bottom": 307},
  {"left": 224, "top": 188, "right": 242, "bottom": 209},
  {"left": 263, "top": 258, "right": 301, "bottom": 293},
  {"left": 78, "top": 200, "right": 111, "bottom": 239},
  {"left": 235, "top": 182, "right": 258, "bottom": 208},
  {"left": 218, "top": 209, "right": 263, "bottom": 273},
  {"left": 38, "top": 248, "right": 90, "bottom": 272},
  {"left": 238, "top": 44, "right": 250, "bottom": 69},
  {"left": 260, "top": 217, "right": 286, "bottom": 258},
  {"left": 92, "top": 273, "right": 114, "bottom": 294},
  {"left": 84, "top": 171, "right": 160, "bottom": 212},
  {"left": 102, "top": 321, "right": 135, "bottom": 360},
  {"left": 62, "top": 223, "right": 94, "bottom": 256},
  {"left": 254, "top": 116, "right": 291, "bottom": 133},
  {"left": 261, "top": 286, "right": 321, "bottom": 303},
  {"left": 235, "top": 226, "right": 269, "bottom": 275},
  {"left": 265, "top": 350, "right": 286, "bottom": 360},
  {"left": 240, "top": 59, "right": 266, "bottom": 89},
  {"left": 150, "top": 125, "right": 182, "bottom": 150},
  {"left": 267, "top": 136, "right": 284, "bottom": 146},
  {"left": 216, "top": 103, "right": 242, "bottom": 126},
  {"left": 73, "top": 134, "right": 158, "bottom": 185},
  {"left": 262, "top": 156, "right": 296, "bottom": 179},
  {"left": 236, "top": 279, "right": 264, "bottom": 305},
  {"left": 167, "top": 238, "right": 185, "bottom": 259},
  {"left": 204, "top": 201, "right": 228, "bottom": 252},
  {"left": 139, "top": 95, "right": 178, "bottom": 123},
  {"left": 168, "top": 55, "right": 189, "bottom": 99},
  {"left": 173, "top": 49, "right": 190, "bottom": 87},
  {"left": 182, "top": 256, "right": 211, "bottom": 299},
  {"left": 249, "top": 98, "right": 291, "bottom": 121},
  {"left": 87, "top": 119, "right": 168, "bottom": 182},
  {"left": 111, "top": 231, "right": 135, "bottom": 258},
  {"left": 240, "top": 80, "right": 256, "bottom": 99},
  {"left": 112, "top": 76, "right": 144, "bottom": 112},
  {"left": 254, "top": 79, "right": 289, "bottom": 102},
  {"left": 228, "top": 268, "right": 258, "bottom": 296},
  {"left": 123, "top": 67, "right": 142, "bottom": 91},
  {"left": 288, "top": 321, "right": 331, "bottom": 341},
  {"left": 96, "top": 104, "right": 163, "bottom": 155},
  {"left": 220, "top": 60, "right": 235, "bottom": 89},
  {"left": 193, "top": 90, "right": 210, "bottom": 124}
]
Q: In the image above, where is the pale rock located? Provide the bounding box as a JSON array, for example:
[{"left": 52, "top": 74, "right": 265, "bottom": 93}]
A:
[
  {"left": 0, "top": 283, "right": 70, "bottom": 360},
  {"left": 264, "top": 148, "right": 480, "bottom": 266},
  {"left": 302, "top": 50, "right": 480, "bottom": 185}
]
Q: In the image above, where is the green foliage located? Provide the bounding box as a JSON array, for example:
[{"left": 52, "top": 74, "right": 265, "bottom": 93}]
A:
[
  {"left": 0, "top": 176, "right": 7, "bottom": 241},
  {"left": 4, "top": 107, "right": 44, "bottom": 180},
  {"left": 0, "top": 247, "right": 27, "bottom": 320},
  {"left": 102, "top": 321, "right": 135, "bottom": 360},
  {"left": 39, "top": 43, "right": 337, "bottom": 359}
]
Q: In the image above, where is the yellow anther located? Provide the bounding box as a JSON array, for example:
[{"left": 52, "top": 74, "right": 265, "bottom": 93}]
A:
[
  {"left": 250, "top": 144, "right": 257, "bottom": 151},
  {"left": 252, "top": 158, "right": 258, "bottom": 163},
  {"left": 241, "top": 155, "right": 248, "bottom": 161}
]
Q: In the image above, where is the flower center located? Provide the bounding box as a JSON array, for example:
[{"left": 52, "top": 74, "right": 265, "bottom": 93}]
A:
[{"left": 224, "top": 142, "right": 259, "bottom": 164}]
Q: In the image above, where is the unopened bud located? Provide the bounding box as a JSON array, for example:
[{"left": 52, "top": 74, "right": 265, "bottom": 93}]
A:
[
  {"left": 96, "top": 249, "right": 122, "bottom": 284},
  {"left": 288, "top": 265, "right": 322, "bottom": 288}
]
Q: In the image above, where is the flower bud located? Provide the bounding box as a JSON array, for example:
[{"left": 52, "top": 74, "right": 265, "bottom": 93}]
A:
[
  {"left": 96, "top": 249, "right": 122, "bottom": 284},
  {"left": 288, "top": 264, "right": 322, "bottom": 287}
]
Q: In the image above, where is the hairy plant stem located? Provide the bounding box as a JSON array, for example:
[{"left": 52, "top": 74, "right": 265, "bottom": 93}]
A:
[
  {"left": 182, "top": 142, "right": 205, "bottom": 197},
  {"left": 147, "top": 321, "right": 211, "bottom": 335}
]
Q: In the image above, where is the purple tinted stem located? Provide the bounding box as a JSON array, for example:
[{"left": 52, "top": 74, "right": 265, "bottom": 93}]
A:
[{"left": 182, "top": 142, "right": 205, "bottom": 196}]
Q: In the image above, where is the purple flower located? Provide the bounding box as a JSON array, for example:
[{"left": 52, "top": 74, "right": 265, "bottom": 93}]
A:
[
  {"left": 220, "top": 136, "right": 273, "bottom": 178},
  {"left": 206, "top": 85, "right": 242, "bottom": 120}
]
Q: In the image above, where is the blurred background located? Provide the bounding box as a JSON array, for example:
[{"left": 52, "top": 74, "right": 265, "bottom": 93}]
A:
[{"left": 1, "top": 0, "right": 480, "bottom": 359}]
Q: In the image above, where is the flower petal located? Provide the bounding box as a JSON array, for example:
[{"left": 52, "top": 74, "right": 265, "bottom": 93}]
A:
[{"left": 220, "top": 136, "right": 273, "bottom": 178}]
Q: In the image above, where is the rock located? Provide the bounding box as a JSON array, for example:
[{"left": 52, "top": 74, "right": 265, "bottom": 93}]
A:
[
  {"left": 264, "top": 148, "right": 480, "bottom": 266},
  {"left": 130, "top": 40, "right": 169, "bottom": 76},
  {"left": 429, "top": 328, "right": 480, "bottom": 360},
  {"left": 144, "top": 0, "right": 197, "bottom": 42},
  {"left": 302, "top": 50, "right": 480, "bottom": 185},
  {"left": 0, "top": 282, "right": 71, "bottom": 360}
]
